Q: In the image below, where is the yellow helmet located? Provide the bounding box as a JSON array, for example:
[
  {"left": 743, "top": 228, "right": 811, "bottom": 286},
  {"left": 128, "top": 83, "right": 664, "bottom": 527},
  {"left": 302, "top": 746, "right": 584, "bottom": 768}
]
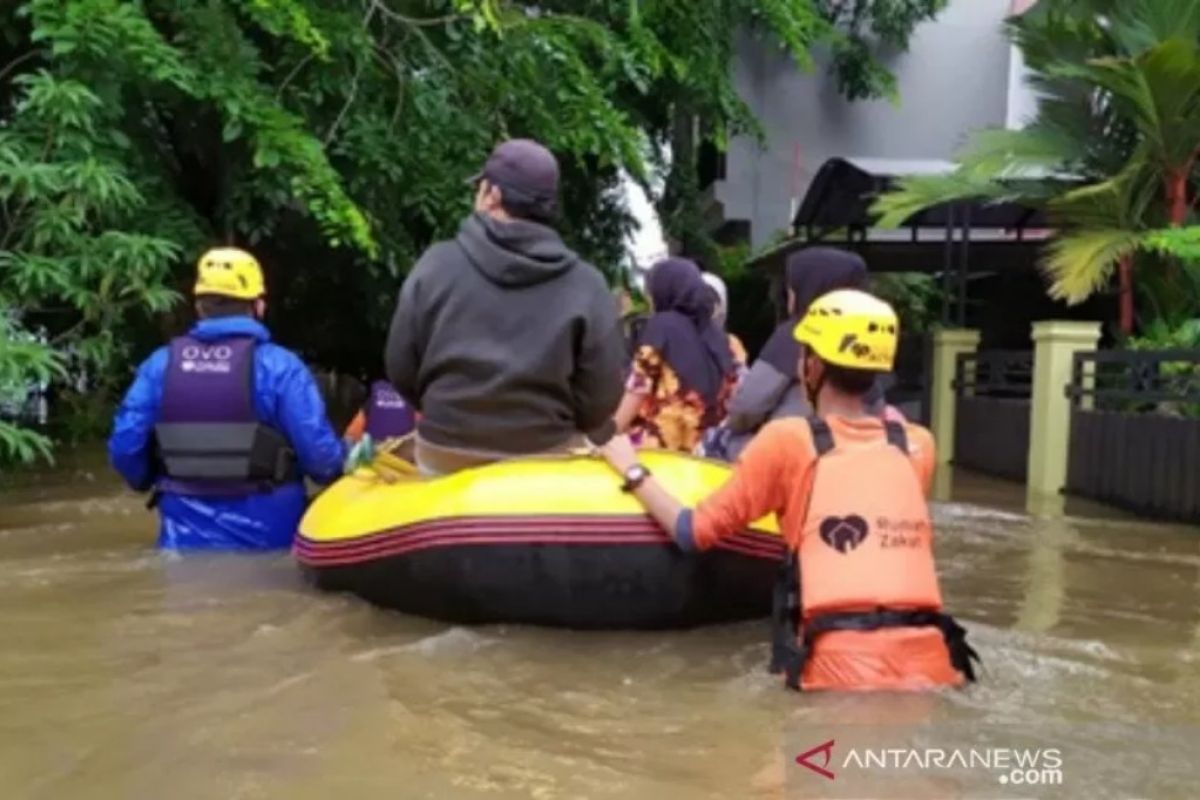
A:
[
  {"left": 194, "top": 247, "right": 265, "bottom": 300},
  {"left": 793, "top": 289, "right": 898, "bottom": 372}
]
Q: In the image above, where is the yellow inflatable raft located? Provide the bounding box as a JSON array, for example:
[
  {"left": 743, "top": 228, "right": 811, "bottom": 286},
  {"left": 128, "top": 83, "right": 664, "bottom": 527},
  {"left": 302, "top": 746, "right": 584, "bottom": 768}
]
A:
[{"left": 295, "top": 451, "right": 783, "bottom": 629}]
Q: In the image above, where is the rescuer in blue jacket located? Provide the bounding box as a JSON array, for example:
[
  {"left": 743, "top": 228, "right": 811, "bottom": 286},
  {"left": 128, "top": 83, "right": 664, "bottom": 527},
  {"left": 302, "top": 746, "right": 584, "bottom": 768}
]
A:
[{"left": 108, "top": 247, "right": 346, "bottom": 550}]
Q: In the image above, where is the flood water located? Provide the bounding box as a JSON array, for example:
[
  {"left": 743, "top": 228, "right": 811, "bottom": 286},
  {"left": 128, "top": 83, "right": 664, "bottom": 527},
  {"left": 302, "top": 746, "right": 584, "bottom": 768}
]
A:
[{"left": 1, "top": 449, "right": 1198, "bottom": 799}]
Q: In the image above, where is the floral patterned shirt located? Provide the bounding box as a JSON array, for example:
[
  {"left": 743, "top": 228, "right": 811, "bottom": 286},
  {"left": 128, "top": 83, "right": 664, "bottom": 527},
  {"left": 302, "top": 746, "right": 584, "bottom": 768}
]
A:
[{"left": 625, "top": 344, "right": 736, "bottom": 452}]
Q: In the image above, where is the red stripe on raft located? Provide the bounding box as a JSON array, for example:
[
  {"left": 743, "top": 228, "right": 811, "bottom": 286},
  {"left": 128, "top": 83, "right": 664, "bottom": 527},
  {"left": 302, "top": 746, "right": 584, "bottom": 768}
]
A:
[
  {"left": 300, "top": 514, "right": 661, "bottom": 550},
  {"left": 297, "top": 531, "right": 673, "bottom": 567},
  {"left": 717, "top": 535, "right": 785, "bottom": 561},
  {"left": 294, "top": 515, "right": 784, "bottom": 567},
  {"left": 296, "top": 518, "right": 783, "bottom": 552},
  {"left": 299, "top": 514, "right": 784, "bottom": 552},
  {"left": 297, "top": 516, "right": 661, "bottom": 557},
  {"left": 295, "top": 522, "right": 670, "bottom": 562},
  {"left": 296, "top": 531, "right": 782, "bottom": 568},
  {"left": 297, "top": 525, "right": 662, "bottom": 562}
]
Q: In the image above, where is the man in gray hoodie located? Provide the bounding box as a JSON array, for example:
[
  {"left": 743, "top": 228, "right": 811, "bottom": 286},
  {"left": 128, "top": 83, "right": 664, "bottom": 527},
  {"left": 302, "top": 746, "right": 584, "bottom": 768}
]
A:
[{"left": 385, "top": 139, "right": 625, "bottom": 475}]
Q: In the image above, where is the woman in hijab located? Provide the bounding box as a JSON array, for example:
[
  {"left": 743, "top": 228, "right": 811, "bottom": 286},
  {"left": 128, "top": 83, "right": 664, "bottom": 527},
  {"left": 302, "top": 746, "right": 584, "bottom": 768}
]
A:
[
  {"left": 613, "top": 258, "right": 737, "bottom": 452},
  {"left": 716, "top": 247, "right": 883, "bottom": 460},
  {"left": 701, "top": 272, "right": 748, "bottom": 377}
]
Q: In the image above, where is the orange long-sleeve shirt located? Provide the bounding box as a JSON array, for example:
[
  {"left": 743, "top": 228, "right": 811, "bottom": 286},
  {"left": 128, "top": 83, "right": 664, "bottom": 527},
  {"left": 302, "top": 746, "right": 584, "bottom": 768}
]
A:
[{"left": 688, "top": 415, "right": 936, "bottom": 551}]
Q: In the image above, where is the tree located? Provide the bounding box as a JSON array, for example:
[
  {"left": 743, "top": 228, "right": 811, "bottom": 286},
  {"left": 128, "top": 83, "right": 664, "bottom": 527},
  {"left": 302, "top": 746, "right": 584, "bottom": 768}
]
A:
[
  {"left": 647, "top": 0, "right": 950, "bottom": 265},
  {"left": 0, "top": 70, "right": 185, "bottom": 461},
  {"left": 0, "top": 0, "right": 946, "bottom": 463},
  {"left": 873, "top": 0, "right": 1200, "bottom": 334},
  {"left": 816, "top": 0, "right": 949, "bottom": 101}
]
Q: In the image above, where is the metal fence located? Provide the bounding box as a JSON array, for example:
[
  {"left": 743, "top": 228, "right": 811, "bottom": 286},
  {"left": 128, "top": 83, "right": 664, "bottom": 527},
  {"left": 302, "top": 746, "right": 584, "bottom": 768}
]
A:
[
  {"left": 953, "top": 350, "right": 1033, "bottom": 481},
  {"left": 1066, "top": 349, "right": 1200, "bottom": 523}
]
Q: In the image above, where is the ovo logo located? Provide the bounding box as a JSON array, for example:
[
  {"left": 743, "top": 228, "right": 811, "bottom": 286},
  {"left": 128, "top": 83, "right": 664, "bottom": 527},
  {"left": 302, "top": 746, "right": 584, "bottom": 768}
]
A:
[
  {"left": 179, "top": 343, "right": 234, "bottom": 374},
  {"left": 796, "top": 739, "right": 836, "bottom": 780},
  {"left": 181, "top": 344, "right": 233, "bottom": 361}
]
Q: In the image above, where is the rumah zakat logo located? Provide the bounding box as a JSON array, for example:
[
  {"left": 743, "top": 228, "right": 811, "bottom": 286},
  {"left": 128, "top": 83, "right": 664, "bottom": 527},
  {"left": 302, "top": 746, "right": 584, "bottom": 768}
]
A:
[
  {"left": 795, "top": 739, "right": 837, "bottom": 780},
  {"left": 819, "top": 515, "right": 869, "bottom": 553}
]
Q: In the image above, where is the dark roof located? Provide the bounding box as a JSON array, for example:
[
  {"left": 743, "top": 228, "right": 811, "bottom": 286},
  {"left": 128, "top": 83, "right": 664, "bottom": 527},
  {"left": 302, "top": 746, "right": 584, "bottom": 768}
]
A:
[
  {"left": 750, "top": 157, "right": 1052, "bottom": 276},
  {"left": 750, "top": 237, "right": 1047, "bottom": 276},
  {"left": 792, "top": 157, "right": 1049, "bottom": 231}
]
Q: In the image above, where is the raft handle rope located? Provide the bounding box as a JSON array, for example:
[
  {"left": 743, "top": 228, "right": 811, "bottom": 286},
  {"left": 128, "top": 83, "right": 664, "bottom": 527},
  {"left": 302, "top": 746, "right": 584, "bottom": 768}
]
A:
[{"left": 357, "top": 435, "right": 420, "bottom": 482}]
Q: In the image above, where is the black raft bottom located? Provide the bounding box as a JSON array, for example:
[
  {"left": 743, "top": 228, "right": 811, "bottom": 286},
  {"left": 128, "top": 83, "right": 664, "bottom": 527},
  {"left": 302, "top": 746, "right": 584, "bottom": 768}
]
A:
[{"left": 299, "top": 541, "right": 780, "bottom": 630}]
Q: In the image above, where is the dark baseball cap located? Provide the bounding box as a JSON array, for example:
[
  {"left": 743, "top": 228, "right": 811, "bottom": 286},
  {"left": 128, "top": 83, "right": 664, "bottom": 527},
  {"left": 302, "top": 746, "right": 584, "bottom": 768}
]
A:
[{"left": 468, "top": 139, "right": 560, "bottom": 204}]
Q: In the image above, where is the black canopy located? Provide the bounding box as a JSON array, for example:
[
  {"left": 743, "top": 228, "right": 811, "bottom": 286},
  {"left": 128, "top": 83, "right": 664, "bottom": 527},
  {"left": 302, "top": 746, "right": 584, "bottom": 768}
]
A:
[
  {"left": 792, "top": 157, "right": 1048, "bottom": 232},
  {"left": 749, "top": 158, "right": 1054, "bottom": 324}
]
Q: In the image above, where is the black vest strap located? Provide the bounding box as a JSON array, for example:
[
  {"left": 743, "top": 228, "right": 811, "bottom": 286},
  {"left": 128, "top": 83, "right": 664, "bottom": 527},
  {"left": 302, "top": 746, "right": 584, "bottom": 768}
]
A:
[
  {"left": 769, "top": 556, "right": 802, "bottom": 676},
  {"left": 808, "top": 416, "right": 907, "bottom": 457},
  {"left": 805, "top": 417, "right": 835, "bottom": 456},
  {"left": 779, "top": 609, "right": 981, "bottom": 690},
  {"left": 884, "top": 420, "right": 909, "bottom": 454}
]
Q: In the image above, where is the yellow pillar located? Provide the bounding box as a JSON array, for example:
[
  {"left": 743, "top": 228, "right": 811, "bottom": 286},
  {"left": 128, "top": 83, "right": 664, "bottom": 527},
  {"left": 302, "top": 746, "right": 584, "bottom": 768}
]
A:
[
  {"left": 1026, "top": 321, "right": 1102, "bottom": 498},
  {"left": 929, "top": 328, "right": 981, "bottom": 465}
]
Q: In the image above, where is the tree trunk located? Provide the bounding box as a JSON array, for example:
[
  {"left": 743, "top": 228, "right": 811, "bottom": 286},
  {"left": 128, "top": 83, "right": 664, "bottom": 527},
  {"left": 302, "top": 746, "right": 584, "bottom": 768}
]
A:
[
  {"left": 1118, "top": 254, "right": 1134, "bottom": 335},
  {"left": 1166, "top": 168, "right": 1189, "bottom": 226},
  {"left": 659, "top": 106, "right": 697, "bottom": 257}
]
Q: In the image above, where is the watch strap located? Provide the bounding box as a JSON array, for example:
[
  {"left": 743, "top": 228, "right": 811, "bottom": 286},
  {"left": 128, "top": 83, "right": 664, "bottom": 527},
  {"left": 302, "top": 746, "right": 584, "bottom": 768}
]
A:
[{"left": 620, "top": 464, "right": 650, "bottom": 493}]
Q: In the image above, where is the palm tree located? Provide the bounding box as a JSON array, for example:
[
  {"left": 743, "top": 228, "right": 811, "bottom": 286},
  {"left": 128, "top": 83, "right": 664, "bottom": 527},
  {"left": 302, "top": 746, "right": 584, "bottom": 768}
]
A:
[{"left": 872, "top": 0, "right": 1200, "bottom": 334}]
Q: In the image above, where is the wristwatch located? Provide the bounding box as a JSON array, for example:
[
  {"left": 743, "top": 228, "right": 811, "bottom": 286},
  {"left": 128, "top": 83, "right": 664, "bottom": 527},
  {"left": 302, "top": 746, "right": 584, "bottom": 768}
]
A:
[{"left": 620, "top": 464, "right": 652, "bottom": 493}]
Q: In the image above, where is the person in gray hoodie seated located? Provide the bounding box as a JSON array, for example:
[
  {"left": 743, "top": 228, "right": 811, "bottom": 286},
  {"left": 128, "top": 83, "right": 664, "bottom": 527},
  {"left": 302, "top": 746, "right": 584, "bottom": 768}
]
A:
[
  {"left": 384, "top": 139, "right": 626, "bottom": 476},
  {"left": 712, "top": 247, "right": 890, "bottom": 461}
]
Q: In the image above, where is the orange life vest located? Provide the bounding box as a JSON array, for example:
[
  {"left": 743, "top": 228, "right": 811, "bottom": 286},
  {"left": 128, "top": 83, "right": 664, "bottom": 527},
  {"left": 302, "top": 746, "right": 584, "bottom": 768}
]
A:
[{"left": 770, "top": 418, "right": 978, "bottom": 690}]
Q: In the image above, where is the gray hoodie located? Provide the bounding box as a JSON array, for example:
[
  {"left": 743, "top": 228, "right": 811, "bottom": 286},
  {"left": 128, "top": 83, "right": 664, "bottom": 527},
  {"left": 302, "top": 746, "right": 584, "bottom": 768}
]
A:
[{"left": 385, "top": 213, "right": 625, "bottom": 454}]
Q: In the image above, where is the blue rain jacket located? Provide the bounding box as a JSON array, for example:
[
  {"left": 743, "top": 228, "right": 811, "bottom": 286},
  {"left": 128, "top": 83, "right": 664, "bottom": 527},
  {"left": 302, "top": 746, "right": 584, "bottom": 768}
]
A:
[{"left": 108, "top": 317, "right": 346, "bottom": 551}]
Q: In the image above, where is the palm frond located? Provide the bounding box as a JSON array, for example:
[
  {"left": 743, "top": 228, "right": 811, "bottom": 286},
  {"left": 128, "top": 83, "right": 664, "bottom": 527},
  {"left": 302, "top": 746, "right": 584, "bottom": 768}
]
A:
[
  {"left": 955, "top": 126, "right": 1075, "bottom": 180},
  {"left": 1041, "top": 228, "right": 1146, "bottom": 304},
  {"left": 1052, "top": 39, "right": 1200, "bottom": 169},
  {"left": 1135, "top": 38, "right": 1200, "bottom": 166},
  {"left": 1009, "top": 1, "right": 1112, "bottom": 73},
  {"left": 1109, "top": 0, "right": 1200, "bottom": 56},
  {"left": 870, "top": 172, "right": 1004, "bottom": 229},
  {"left": 872, "top": 125, "right": 1079, "bottom": 228},
  {"left": 1048, "top": 179, "right": 1126, "bottom": 228}
]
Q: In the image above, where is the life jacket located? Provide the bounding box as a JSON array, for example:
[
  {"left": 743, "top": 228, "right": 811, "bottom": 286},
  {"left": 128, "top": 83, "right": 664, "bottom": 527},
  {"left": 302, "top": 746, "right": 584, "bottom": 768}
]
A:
[
  {"left": 770, "top": 417, "right": 979, "bottom": 690},
  {"left": 153, "top": 335, "right": 297, "bottom": 496},
  {"left": 364, "top": 380, "right": 415, "bottom": 440}
]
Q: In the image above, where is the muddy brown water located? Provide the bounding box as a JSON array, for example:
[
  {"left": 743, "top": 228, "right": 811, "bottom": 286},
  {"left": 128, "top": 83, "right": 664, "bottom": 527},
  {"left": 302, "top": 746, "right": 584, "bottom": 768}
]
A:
[{"left": 1, "top": 449, "right": 1197, "bottom": 799}]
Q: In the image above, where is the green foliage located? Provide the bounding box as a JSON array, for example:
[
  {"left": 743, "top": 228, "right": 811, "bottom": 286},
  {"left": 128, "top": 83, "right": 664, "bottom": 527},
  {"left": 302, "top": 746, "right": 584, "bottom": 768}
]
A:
[
  {"left": 1127, "top": 317, "right": 1200, "bottom": 417},
  {"left": 870, "top": 273, "right": 940, "bottom": 334},
  {"left": 1, "top": 0, "right": 944, "bottom": 462},
  {"left": 0, "top": 312, "right": 62, "bottom": 463},
  {"left": 715, "top": 242, "right": 754, "bottom": 281},
  {"left": 1129, "top": 317, "right": 1200, "bottom": 350},
  {"left": 0, "top": 68, "right": 185, "bottom": 461},
  {"left": 816, "top": 0, "right": 949, "bottom": 101},
  {"left": 872, "top": 0, "right": 1200, "bottom": 329},
  {"left": 649, "top": 0, "right": 947, "bottom": 263},
  {"left": 1145, "top": 226, "right": 1200, "bottom": 263}
]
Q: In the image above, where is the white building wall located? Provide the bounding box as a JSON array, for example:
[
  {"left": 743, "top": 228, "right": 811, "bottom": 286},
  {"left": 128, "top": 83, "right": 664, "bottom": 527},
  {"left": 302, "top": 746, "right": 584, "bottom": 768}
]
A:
[
  {"left": 1006, "top": 0, "right": 1041, "bottom": 129},
  {"left": 716, "top": 0, "right": 1016, "bottom": 247}
]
